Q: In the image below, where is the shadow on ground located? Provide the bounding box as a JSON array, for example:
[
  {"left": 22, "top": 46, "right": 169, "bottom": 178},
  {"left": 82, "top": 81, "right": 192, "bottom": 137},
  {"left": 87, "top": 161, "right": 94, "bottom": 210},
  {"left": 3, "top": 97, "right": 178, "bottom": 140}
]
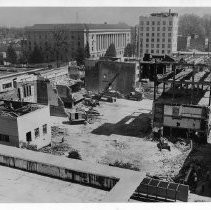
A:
[{"left": 91, "top": 113, "right": 152, "bottom": 138}]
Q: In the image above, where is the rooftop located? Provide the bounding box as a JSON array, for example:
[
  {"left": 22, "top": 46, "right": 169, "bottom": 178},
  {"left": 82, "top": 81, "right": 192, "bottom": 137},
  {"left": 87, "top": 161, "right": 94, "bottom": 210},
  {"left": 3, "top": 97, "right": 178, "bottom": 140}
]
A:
[
  {"left": 0, "top": 100, "right": 45, "bottom": 118},
  {"left": 25, "top": 23, "right": 131, "bottom": 31}
]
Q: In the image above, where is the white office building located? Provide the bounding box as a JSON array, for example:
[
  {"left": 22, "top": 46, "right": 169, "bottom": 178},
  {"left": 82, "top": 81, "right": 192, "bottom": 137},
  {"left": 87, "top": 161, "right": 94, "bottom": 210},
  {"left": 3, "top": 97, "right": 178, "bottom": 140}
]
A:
[{"left": 138, "top": 11, "right": 179, "bottom": 57}]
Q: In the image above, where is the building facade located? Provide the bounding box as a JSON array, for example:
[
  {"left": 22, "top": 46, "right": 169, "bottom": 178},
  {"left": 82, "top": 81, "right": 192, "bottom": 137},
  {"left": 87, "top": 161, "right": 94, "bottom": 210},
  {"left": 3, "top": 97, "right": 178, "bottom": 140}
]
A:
[
  {"left": 25, "top": 23, "right": 131, "bottom": 61},
  {"left": 138, "top": 11, "right": 178, "bottom": 57}
]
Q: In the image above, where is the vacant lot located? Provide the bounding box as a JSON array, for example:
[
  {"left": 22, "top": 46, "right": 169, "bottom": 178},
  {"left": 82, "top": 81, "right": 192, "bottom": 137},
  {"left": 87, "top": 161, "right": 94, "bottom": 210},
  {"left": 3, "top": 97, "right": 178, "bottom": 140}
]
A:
[{"left": 51, "top": 99, "right": 190, "bottom": 178}]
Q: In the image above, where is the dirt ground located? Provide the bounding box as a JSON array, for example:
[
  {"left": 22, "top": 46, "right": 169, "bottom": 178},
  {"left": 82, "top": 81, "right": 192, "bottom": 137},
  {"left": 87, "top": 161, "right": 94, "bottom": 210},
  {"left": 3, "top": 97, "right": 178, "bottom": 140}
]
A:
[{"left": 50, "top": 99, "right": 190, "bottom": 178}]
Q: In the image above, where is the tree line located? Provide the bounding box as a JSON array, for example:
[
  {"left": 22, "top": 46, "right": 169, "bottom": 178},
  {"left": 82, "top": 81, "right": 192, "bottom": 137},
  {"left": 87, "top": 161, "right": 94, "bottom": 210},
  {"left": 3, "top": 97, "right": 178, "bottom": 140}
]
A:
[{"left": 179, "top": 14, "right": 211, "bottom": 39}]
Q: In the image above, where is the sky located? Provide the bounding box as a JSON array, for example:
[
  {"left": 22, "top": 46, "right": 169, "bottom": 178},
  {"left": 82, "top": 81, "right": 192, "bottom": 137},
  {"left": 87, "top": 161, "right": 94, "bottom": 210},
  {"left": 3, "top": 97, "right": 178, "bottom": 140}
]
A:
[{"left": 1, "top": 7, "right": 211, "bottom": 28}]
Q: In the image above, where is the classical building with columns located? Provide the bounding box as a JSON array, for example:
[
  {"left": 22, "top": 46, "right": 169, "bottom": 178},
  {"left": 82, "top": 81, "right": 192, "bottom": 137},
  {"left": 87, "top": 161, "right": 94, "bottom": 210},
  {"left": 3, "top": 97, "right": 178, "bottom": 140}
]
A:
[{"left": 25, "top": 23, "right": 131, "bottom": 62}]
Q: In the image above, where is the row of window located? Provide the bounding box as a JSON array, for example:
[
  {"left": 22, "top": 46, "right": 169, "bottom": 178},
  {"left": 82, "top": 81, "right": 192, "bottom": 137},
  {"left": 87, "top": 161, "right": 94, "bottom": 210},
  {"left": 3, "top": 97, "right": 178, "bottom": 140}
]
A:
[
  {"left": 141, "top": 32, "right": 172, "bottom": 37},
  {"left": 0, "top": 134, "right": 9, "bottom": 142},
  {"left": 145, "top": 44, "right": 172, "bottom": 48},
  {"left": 23, "top": 85, "right": 32, "bottom": 97},
  {"left": 2, "top": 82, "right": 12, "bottom": 89},
  {"left": 26, "top": 124, "right": 47, "bottom": 142},
  {"left": 140, "top": 26, "right": 172, "bottom": 32},
  {"left": 145, "top": 38, "right": 172, "bottom": 43},
  {"left": 145, "top": 49, "right": 171, "bottom": 54},
  {"left": 140, "top": 20, "right": 173, "bottom": 26}
]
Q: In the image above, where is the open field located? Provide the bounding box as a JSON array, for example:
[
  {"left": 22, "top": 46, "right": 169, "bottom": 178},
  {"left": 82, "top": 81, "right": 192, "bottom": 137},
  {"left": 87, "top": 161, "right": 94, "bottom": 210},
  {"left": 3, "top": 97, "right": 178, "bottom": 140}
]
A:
[{"left": 50, "top": 99, "right": 190, "bottom": 178}]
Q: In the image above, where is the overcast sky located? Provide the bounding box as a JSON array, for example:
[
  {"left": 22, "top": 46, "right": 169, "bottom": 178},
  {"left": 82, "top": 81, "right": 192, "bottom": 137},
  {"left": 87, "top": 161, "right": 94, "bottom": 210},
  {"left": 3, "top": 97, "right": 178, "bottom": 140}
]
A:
[{"left": 1, "top": 7, "right": 211, "bottom": 27}]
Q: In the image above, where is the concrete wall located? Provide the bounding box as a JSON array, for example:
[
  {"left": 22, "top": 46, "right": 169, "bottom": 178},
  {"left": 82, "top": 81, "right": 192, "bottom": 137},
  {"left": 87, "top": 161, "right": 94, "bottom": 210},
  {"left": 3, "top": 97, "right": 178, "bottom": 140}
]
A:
[
  {"left": 0, "top": 145, "right": 118, "bottom": 191},
  {"left": 17, "top": 106, "right": 51, "bottom": 149},
  {"left": 0, "top": 116, "right": 19, "bottom": 147},
  {"left": 98, "top": 61, "right": 137, "bottom": 94}
]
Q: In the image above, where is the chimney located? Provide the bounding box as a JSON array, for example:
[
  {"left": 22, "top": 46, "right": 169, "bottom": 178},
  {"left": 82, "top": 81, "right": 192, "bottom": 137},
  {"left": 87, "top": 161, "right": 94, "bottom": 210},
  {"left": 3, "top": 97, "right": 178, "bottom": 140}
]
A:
[{"left": 169, "top": 9, "right": 171, "bottom": 15}]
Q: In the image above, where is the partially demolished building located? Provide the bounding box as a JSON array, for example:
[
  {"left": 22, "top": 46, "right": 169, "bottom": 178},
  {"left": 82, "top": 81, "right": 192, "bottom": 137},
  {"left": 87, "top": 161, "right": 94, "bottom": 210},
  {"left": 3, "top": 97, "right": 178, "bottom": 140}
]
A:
[
  {"left": 0, "top": 100, "right": 51, "bottom": 149},
  {"left": 145, "top": 59, "right": 211, "bottom": 143},
  {"left": 85, "top": 58, "right": 141, "bottom": 94}
]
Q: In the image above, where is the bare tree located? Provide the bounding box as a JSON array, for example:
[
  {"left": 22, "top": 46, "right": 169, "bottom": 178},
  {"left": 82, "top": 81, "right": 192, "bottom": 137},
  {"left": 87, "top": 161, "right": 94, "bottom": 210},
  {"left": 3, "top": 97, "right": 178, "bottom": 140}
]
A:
[{"left": 48, "top": 27, "right": 70, "bottom": 67}]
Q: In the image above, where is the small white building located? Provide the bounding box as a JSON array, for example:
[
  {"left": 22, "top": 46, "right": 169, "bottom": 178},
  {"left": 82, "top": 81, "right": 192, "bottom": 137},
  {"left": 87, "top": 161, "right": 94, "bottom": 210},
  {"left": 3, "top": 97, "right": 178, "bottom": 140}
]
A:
[{"left": 0, "top": 100, "right": 51, "bottom": 149}]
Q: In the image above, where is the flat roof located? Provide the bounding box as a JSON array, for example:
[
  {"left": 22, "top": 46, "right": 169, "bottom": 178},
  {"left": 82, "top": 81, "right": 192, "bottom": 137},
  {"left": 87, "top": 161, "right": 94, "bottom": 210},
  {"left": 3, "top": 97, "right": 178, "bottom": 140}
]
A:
[
  {"left": 25, "top": 23, "right": 131, "bottom": 31},
  {"left": 0, "top": 165, "right": 107, "bottom": 202}
]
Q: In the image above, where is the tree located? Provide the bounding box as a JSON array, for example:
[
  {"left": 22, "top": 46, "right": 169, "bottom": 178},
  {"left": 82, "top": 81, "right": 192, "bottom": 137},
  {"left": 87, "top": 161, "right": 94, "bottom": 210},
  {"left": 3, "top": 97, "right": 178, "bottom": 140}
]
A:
[
  {"left": 51, "top": 27, "right": 70, "bottom": 67},
  {"left": 84, "top": 41, "right": 90, "bottom": 58},
  {"left": 75, "top": 47, "right": 85, "bottom": 65},
  {"left": 29, "top": 45, "right": 44, "bottom": 64},
  {"left": 6, "top": 44, "right": 17, "bottom": 64},
  {"left": 124, "top": 43, "right": 133, "bottom": 57},
  {"left": 105, "top": 43, "right": 117, "bottom": 57},
  {"left": 178, "top": 14, "right": 205, "bottom": 38},
  {"left": 0, "top": 53, "right": 4, "bottom": 65}
]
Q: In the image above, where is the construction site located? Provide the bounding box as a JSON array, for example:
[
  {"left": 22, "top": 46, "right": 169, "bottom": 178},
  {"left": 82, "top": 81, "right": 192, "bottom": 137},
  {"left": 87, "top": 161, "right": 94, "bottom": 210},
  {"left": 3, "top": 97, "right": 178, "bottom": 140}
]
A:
[{"left": 0, "top": 54, "right": 211, "bottom": 202}]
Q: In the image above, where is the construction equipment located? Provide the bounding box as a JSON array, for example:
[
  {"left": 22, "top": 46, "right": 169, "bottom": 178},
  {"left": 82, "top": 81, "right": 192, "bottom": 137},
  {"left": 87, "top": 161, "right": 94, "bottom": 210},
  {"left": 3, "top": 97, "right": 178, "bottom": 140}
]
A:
[
  {"left": 67, "top": 110, "right": 86, "bottom": 125},
  {"left": 93, "top": 72, "right": 120, "bottom": 102},
  {"left": 126, "top": 91, "right": 143, "bottom": 101}
]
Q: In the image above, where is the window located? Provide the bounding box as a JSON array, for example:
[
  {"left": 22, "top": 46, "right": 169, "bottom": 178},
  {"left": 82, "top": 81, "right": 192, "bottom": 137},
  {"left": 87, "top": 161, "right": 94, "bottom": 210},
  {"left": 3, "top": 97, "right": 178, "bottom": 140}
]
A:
[
  {"left": 43, "top": 124, "right": 47, "bottom": 135},
  {"left": 140, "top": 27, "right": 143, "bottom": 31},
  {"left": 168, "top": 38, "right": 171, "bottom": 43},
  {"left": 169, "top": 21, "right": 172, "bottom": 25},
  {"left": 157, "top": 38, "right": 160, "bottom": 42},
  {"left": 151, "top": 49, "right": 154, "bottom": 53},
  {"left": 152, "top": 33, "right": 155, "bottom": 37},
  {"left": 147, "top": 21, "right": 150, "bottom": 25},
  {"left": 151, "top": 44, "right": 154, "bottom": 48},
  {"left": 162, "top": 38, "right": 165, "bottom": 42},
  {"left": 151, "top": 38, "right": 154, "bottom": 42},
  {"left": 157, "top": 33, "right": 160, "bottom": 37},
  {"left": 152, "top": 21, "right": 155, "bottom": 25},
  {"left": 23, "top": 85, "right": 32, "bottom": 98},
  {"left": 163, "top": 27, "right": 166, "bottom": 31},
  {"left": 152, "top": 27, "right": 155, "bottom": 31},
  {"left": 168, "top": 44, "right": 171, "bottom": 48},
  {"left": 146, "top": 27, "right": 149, "bottom": 31},
  {"left": 3, "top": 83, "right": 12, "bottom": 89},
  {"left": 168, "top": 27, "right": 172, "bottom": 31},
  {"left": 0, "top": 134, "right": 9, "bottom": 142},
  {"left": 146, "top": 44, "right": 149, "bottom": 48},
  {"left": 157, "top": 21, "right": 160, "bottom": 25},
  {"left": 168, "top": 50, "right": 171, "bottom": 54},
  {"left": 162, "top": 33, "right": 165, "bottom": 37},
  {"left": 140, "top": 21, "right": 144, "bottom": 25},
  {"left": 157, "top": 44, "right": 160, "bottom": 48},
  {"left": 35, "top": 128, "right": 40, "bottom": 138},
  {"left": 71, "top": 35, "right": 75, "bottom": 39},
  {"left": 168, "top": 33, "right": 171, "bottom": 37},
  {"left": 26, "top": 132, "right": 32, "bottom": 142},
  {"left": 140, "top": 33, "right": 143, "bottom": 36},
  {"left": 156, "top": 49, "right": 159, "bottom": 53},
  {"left": 162, "top": 50, "right": 165, "bottom": 54},
  {"left": 157, "top": 27, "right": 160, "bottom": 31},
  {"left": 146, "top": 38, "right": 149, "bottom": 42},
  {"left": 146, "top": 33, "right": 149, "bottom": 36},
  {"left": 162, "top": 44, "right": 165, "bottom": 48},
  {"left": 163, "top": 21, "right": 166, "bottom": 25}
]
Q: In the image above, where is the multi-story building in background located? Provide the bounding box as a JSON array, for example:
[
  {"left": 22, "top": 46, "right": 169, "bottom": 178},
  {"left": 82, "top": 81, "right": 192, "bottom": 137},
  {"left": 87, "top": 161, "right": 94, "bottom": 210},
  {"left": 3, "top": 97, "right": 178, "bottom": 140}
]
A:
[
  {"left": 25, "top": 23, "right": 131, "bottom": 61},
  {"left": 138, "top": 10, "right": 178, "bottom": 57}
]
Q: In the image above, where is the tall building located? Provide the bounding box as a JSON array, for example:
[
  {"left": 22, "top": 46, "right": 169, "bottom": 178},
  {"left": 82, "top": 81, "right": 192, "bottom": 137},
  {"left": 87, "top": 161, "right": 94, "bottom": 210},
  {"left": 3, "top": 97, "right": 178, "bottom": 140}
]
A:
[
  {"left": 138, "top": 11, "right": 178, "bottom": 57},
  {"left": 25, "top": 23, "right": 131, "bottom": 62}
]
